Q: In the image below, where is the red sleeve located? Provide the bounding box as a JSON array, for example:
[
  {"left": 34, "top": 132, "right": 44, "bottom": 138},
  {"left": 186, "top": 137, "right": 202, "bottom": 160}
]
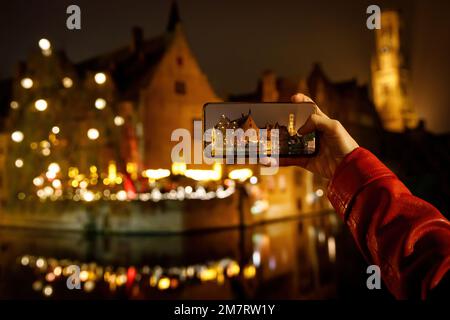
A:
[{"left": 327, "top": 147, "right": 450, "bottom": 299}]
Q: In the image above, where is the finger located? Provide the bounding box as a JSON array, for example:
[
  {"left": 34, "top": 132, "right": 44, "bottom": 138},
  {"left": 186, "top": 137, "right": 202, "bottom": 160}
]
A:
[
  {"left": 291, "top": 93, "right": 329, "bottom": 118},
  {"left": 297, "top": 113, "right": 337, "bottom": 135},
  {"left": 291, "top": 93, "right": 314, "bottom": 103},
  {"left": 260, "top": 157, "right": 278, "bottom": 167}
]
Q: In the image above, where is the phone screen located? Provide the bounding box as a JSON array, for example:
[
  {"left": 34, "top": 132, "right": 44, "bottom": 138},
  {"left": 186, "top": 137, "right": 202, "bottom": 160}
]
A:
[{"left": 203, "top": 102, "right": 317, "bottom": 158}]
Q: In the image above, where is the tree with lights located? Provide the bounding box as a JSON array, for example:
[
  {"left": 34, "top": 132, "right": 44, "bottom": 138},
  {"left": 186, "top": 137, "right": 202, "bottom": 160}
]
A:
[{"left": 6, "top": 39, "right": 127, "bottom": 206}]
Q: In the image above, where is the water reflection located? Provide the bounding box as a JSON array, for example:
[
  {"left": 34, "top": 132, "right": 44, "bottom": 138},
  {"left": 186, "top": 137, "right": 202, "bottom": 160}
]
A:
[{"left": 0, "top": 211, "right": 375, "bottom": 299}]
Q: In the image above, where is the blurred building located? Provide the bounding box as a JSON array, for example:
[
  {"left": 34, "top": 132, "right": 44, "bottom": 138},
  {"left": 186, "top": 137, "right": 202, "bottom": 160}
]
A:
[
  {"left": 0, "top": 3, "right": 329, "bottom": 232},
  {"left": 1, "top": 5, "right": 447, "bottom": 231},
  {"left": 78, "top": 4, "right": 220, "bottom": 169}
]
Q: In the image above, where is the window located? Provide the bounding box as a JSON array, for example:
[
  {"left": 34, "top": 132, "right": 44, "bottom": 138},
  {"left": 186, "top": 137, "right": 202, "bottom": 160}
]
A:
[
  {"left": 278, "top": 175, "right": 287, "bottom": 192},
  {"left": 176, "top": 56, "right": 183, "bottom": 66},
  {"left": 175, "top": 81, "right": 186, "bottom": 95}
]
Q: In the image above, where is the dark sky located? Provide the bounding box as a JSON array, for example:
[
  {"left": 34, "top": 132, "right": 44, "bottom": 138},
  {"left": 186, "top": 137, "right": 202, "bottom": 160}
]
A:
[
  {"left": 204, "top": 103, "right": 315, "bottom": 131},
  {"left": 1, "top": 0, "right": 449, "bottom": 133}
]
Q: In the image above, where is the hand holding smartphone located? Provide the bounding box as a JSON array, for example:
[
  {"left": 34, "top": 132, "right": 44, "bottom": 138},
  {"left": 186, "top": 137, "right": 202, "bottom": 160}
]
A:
[{"left": 203, "top": 102, "right": 318, "bottom": 160}]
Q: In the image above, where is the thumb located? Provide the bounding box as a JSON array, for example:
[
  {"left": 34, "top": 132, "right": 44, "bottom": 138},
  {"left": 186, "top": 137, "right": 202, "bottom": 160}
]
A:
[
  {"left": 291, "top": 93, "right": 314, "bottom": 103},
  {"left": 297, "top": 113, "right": 337, "bottom": 135}
]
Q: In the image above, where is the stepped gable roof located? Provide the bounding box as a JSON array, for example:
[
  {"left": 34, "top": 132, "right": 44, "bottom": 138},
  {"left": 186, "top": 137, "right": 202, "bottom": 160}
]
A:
[
  {"left": 76, "top": 2, "right": 184, "bottom": 100},
  {"left": 231, "top": 109, "right": 254, "bottom": 127},
  {"left": 76, "top": 34, "right": 171, "bottom": 101}
]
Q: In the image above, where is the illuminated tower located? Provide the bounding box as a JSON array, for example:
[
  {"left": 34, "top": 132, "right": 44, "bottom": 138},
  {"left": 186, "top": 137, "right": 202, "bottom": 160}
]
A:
[
  {"left": 371, "top": 10, "right": 418, "bottom": 132},
  {"left": 288, "top": 113, "right": 295, "bottom": 136}
]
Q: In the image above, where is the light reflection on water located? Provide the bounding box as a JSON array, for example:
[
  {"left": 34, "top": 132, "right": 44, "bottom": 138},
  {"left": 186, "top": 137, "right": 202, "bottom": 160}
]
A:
[{"left": 0, "top": 212, "right": 383, "bottom": 299}]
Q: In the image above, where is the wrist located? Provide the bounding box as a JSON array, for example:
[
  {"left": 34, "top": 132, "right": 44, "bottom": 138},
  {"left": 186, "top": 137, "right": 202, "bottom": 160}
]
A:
[{"left": 327, "top": 147, "right": 395, "bottom": 219}]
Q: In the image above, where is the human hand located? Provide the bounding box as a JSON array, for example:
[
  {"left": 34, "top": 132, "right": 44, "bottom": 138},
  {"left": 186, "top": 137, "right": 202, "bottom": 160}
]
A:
[{"left": 266, "top": 93, "right": 359, "bottom": 180}]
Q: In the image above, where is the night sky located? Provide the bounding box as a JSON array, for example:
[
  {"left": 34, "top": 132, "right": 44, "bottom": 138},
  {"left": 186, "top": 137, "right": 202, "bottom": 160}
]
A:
[
  {"left": 1, "top": 0, "right": 449, "bottom": 133},
  {"left": 204, "top": 103, "right": 315, "bottom": 131}
]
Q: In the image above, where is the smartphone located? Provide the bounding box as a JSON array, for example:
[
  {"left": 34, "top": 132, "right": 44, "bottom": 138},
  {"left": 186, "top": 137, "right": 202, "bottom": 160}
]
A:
[{"left": 203, "top": 102, "right": 318, "bottom": 158}]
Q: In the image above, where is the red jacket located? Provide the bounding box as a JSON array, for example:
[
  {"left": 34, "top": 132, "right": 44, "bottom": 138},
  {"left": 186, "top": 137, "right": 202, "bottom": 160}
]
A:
[{"left": 327, "top": 147, "right": 450, "bottom": 299}]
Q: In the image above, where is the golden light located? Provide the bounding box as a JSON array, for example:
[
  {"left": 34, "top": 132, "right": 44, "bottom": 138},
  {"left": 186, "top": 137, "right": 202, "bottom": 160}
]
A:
[
  {"left": 84, "top": 281, "right": 95, "bottom": 292},
  {"left": 114, "top": 116, "right": 125, "bottom": 126},
  {"left": 108, "top": 161, "right": 117, "bottom": 181},
  {"left": 43, "top": 285, "right": 53, "bottom": 297},
  {"left": 10, "top": 101, "right": 19, "bottom": 109},
  {"left": 182, "top": 162, "right": 222, "bottom": 181},
  {"left": 126, "top": 162, "right": 138, "bottom": 180},
  {"left": 11, "top": 130, "right": 24, "bottom": 142},
  {"left": 328, "top": 236, "right": 336, "bottom": 262},
  {"left": 36, "top": 258, "right": 45, "bottom": 268},
  {"left": 48, "top": 162, "right": 60, "bottom": 174},
  {"left": 68, "top": 167, "right": 79, "bottom": 178},
  {"left": 38, "top": 39, "right": 52, "bottom": 56},
  {"left": 95, "top": 98, "right": 106, "bottom": 110},
  {"left": 79, "top": 180, "right": 88, "bottom": 189},
  {"left": 315, "top": 188, "right": 324, "bottom": 197},
  {"left": 82, "top": 191, "right": 95, "bottom": 202},
  {"left": 157, "top": 277, "right": 171, "bottom": 290},
  {"left": 79, "top": 270, "right": 89, "bottom": 282},
  {"left": 251, "top": 200, "right": 269, "bottom": 215},
  {"left": 94, "top": 72, "right": 106, "bottom": 84},
  {"left": 21, "top": 256, "right": 30, "bottom": 266},
  {"left": 51, "top": 126, "right": 60, "bottom": 134},
  {"left": 53, "top": 266, "right": 62, "bottom": 276},
  {"left": 184, "top": 170, "right": 213, "bottom": 181},
  {"left": 305, "top": 192, "right": 315, "bottom": 204},
  {"left": 44, "top": 186, "right": 54, "bottom": 196},
  {"left": 213, "top": 162, "right": 222, "bottom": 177},
  {"left": 116, "top": 190, "right": 127, "bottom": 201},
  {"left": 87, "top": 128, "right": 100, "bottom": 140},
  {"left": 33, "top": 176, "right": 44, "bottom": 186},
  {"left": 171, "top": 162, "right": 186, "bottom": 175},
  {"left": 46, "top": 171, "right": 56, "bottom": 180},
  {"left": 34, "top": 99, "right": 48, "bottom": 111},
  {"left": 15, "top": 159, "right": 24, "bottom": 168},
  {"left": 52, "top": 179, "right": 62, "bottom": 189},
  {"left": 62, "top": 77, "right": 73, "bottom": 88},
  {"left": 40, "top": 140, "right": 50, "bottom": 148},
  {"left": 228, "top": 168, "right": 253, "bottom": 182},
  {"left": 243, "top": 265, "right": 256, "bottom": 279},
  {"left": 36, "top": 189, "right": 44, "bottom": 198},
  {"left": 115, "top": 274, "right": 127, "bottom": 286},
  {"left": 38, "top": 38, "right": 51, "bottom": 50},
  {"left": 143, "top": 169, "right": 170, "bottom": 181},
  {"left": 20, "top": 77, "right": 33, "bottom": 89},
  {"left": 42, "top": 148, "right": 51, "bottom": 156},
  {"left": 199, "top": 268, "right": 217, "bottom": 282},
  {"left": 226, "top": 262, "right": 240, "bottom": 277},
  {"left": 45, "top": 273, "right": 56, "bottom": 282}
]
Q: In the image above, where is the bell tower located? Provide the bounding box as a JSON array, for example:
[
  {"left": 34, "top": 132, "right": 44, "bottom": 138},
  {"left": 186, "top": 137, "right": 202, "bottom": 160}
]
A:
[{"left": 371, "top": 10, "right": 418, "bottom": 132}]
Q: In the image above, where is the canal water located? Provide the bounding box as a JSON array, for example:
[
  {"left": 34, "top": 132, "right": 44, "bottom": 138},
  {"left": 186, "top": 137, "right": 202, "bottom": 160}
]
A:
[{"left": 0, "top": 212, "right": 391, "bottom": 299}]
